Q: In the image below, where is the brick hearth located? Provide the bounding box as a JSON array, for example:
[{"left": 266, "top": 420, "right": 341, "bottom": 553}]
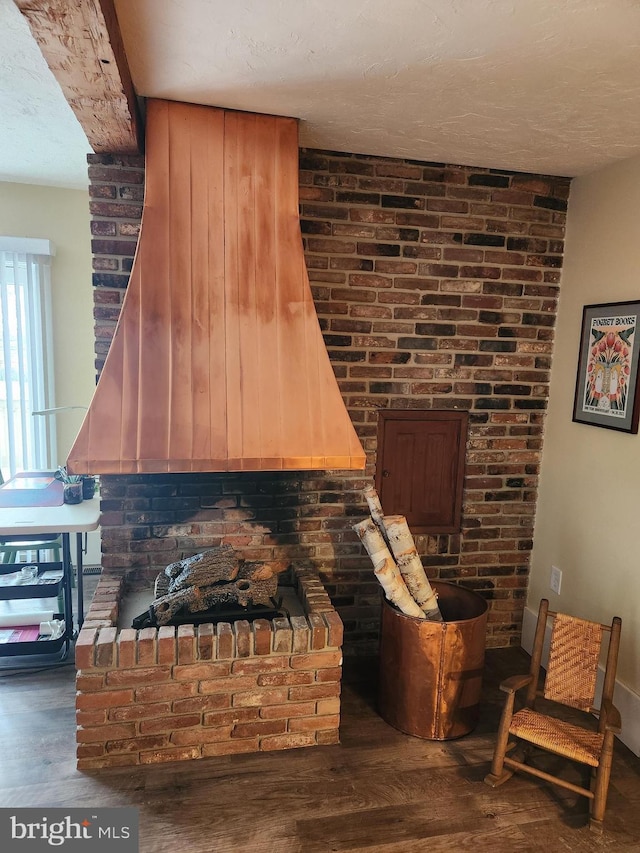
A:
[{"left": 75, "top": 565, "right": 343, "bottom": 769}]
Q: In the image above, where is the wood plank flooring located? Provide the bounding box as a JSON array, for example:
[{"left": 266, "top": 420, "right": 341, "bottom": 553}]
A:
[{"left": 1, "top": 638, "right": 638, "bottom": 851}]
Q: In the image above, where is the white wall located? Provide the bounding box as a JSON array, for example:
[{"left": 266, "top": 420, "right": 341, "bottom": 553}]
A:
[
  {"left": 529, "top": 155, "right": 640, "bottom": 699},
  {"left": 0, "top": 181, "right": 94, "bottom": 465}
]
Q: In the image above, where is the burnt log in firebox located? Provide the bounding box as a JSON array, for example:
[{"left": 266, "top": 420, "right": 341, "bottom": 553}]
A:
[{"left": 132, "top": 545, "right": 290, "bottom": 629}]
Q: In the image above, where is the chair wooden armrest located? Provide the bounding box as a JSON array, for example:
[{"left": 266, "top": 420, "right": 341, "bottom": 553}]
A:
[
  {"left": 499, "top": 674, "right": 533, "bottom": 695},
  {"left": 600, "top": 698, "right": 622, "bottom": 734}
]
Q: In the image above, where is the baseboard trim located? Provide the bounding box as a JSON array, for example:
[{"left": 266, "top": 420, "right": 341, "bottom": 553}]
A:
[{"left": 522, "top": 605, "right": 640, "bottom": 757}]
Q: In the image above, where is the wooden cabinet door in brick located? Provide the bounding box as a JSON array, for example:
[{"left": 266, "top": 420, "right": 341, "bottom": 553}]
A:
[{"left": 375, "top": 410, "right": 468, "bottom": 533}]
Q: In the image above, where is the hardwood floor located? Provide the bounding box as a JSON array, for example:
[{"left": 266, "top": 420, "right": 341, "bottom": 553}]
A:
[{"left": 1, "top": 639, "right": 639, "bottom": 851}]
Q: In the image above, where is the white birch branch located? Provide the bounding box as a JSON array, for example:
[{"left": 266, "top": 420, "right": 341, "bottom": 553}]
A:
[
  {"left": 363, "top": 484, "right": 384, "bottom": 527},
  {"left": 353, "top": 517, "right": 425, "bottom": 619},
  {"left": 382, "top": 514, "right": 443, "bottom": 621},
  {"left": 374, "top": 557, "right": 425, "bottom": 618}
]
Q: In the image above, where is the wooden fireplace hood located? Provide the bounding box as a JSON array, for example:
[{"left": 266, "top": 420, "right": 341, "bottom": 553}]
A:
[{"left": 67, "top": 99, "right": 365, "bottom": 474}]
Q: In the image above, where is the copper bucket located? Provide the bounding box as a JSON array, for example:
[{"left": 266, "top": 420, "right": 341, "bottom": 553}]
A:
[{"left": 378, "top": 581, "right": 488, "bottom": 740}]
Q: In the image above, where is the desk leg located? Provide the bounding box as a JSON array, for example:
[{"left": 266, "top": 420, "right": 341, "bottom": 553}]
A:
[
  {"left": 76, "top": 532, "right": 84, "bottom": 628},
  {"left": 61, "top": 533, "right": 74, "bottom": 639}
]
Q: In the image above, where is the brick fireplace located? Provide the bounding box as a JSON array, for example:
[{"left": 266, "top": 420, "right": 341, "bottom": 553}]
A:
[{"left": 86, "top": 149, "right": 570, "bottom": 654}]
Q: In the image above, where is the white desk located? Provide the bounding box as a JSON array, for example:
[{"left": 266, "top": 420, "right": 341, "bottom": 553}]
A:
[{"left": 0, "top": 497, "right": 100, "bottom": 631}]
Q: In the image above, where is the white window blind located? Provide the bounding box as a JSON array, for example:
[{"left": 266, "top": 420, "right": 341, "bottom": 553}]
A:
[{"left": 0, "top": 237, "right": 56, "bottom": 479}]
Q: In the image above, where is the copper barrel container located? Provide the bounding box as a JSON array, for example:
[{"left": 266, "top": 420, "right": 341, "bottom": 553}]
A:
[{"left": 378, "top": 581, "right": 488, "bottom": 740}]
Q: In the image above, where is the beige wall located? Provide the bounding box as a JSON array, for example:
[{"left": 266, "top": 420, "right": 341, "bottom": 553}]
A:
[
  {"left": 0, "top": 181, "right": 93, "bottom": 466},
  {"left": 529, "top": 156, "right": 640, "bottom": 693}
]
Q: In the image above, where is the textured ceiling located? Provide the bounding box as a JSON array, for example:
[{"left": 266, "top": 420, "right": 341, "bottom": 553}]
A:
[
  {"left": 4, "top": 0, "right": 640, "bottom": 189},
  {"left": 0, "top": 0, "right": 90, "bottom": 189}
]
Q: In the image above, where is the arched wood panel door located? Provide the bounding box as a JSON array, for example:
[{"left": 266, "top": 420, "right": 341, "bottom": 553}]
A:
[{"left": 375, "top": 410, "right": 468, "bottom": 533}]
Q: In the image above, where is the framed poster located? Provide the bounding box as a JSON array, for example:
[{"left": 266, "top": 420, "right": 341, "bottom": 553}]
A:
[{"left": 573, "top": 301, "right": 640, "bottom": 433}]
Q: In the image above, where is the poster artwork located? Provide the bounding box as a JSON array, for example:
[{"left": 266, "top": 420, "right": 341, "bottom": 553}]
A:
[{"left": 582, "top": 314, "right": 637, "bottom": 418}]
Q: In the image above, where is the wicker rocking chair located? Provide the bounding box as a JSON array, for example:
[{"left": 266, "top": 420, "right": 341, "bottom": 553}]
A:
[{"left": 484, "top": 598, "right": 622, "bottom": 832}]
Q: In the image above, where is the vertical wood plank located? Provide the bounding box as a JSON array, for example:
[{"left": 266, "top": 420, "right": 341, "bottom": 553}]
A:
[
  {"left": 167, "top": 101, "right": 193, "bottom": 465},
  {"left": 223, "top": 111, "right": 243, "bottom": 469},
  {"left": 204, "top": 108, "right": 228, "bottom": 469},
  {"left": 236, "top": 113, "right": 261, "bottom": 469},
  {"left": 137, "top": 99, "right": 171, "bottom": 469},
  {"left": 253, "top": 116, "right": 281, "bottom": 469},
  {"left": 273, "top": 117, "right": 313, "bottom": 468}
]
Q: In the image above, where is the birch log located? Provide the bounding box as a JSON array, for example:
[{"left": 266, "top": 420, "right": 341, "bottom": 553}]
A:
[
  {"left": 382, "top": 514, "right": 443, "bottom": 621},
  {"left": 363, "top": 484, "right": 384, "bottom": 527},
  {"left": 353, "top": 518, "right": 425, "bottom": 619}
]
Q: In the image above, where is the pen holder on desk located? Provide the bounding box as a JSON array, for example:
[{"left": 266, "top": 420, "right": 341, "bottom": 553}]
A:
[
  {"left": 81, "top": 476, "right": 96, "bottom": 500},
  {"left": 63, "top": 482, "right": 83, "bottom": 504}
]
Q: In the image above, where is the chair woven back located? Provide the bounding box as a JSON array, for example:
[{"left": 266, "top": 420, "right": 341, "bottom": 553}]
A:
[{"left": 543, "top": 613, "right": 604, "bottom": 711}]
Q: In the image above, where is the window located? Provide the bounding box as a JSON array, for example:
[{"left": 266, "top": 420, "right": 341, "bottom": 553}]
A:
[{"left": 0, "top": 237, "right": 56, "bottom": 479}]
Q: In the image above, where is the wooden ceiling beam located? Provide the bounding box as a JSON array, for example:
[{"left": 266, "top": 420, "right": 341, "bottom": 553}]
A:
[{"left": 15, "top": 0, "right": 143, "bottom": 154}]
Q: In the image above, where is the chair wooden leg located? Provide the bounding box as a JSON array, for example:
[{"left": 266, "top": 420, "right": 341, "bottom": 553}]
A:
[
  {"left": 589, "top": 735, "right": 615, "bottom": 832},
  {"left": 485, "top": 701, "right": 516, "bottom": 787}
]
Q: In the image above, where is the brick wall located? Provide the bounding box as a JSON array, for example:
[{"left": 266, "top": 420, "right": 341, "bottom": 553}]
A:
[{"left": 87, "top": 150, "right": 570, "bottom": 654}]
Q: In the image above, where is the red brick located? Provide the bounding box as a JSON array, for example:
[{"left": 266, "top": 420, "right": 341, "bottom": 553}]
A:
[
  {"left": 232, "top": 688, "right": 288, "bottom": 707},
  {"left": 140, "top": 747, "right": 201, "bottom": 764},
  {"left": 234, "top": 620, "right": 252, "bottom": 657},
  {"left": 76, "top": 710, "right": 107, "bottom": 726},
  {"left": 216, "top": 622, "right": 234, "bottom": 659},
  {"left": 232, "top": 720, "right": 286, "bottom": 738},
  {"left": 288, "top": 714, "right": 340, "bottom": 732},
  {"left": 78, "top": 753, "right": 140, "bottom": 769},
  {"left": 137, "top": 628, "right": 157, "bottom": 665},
  {"left": 77, "top": 743, "right": 106, "bottom": 758},
  {"left": 271, "top": 617, "right": 292, "bottom": 653},
  {"left": 202, "top": 708, "right": 260, "bottom": 727},
  {"left": 202, "top": 739, "right": 260, "bottom": 757},
  {"left": 76, "top": 689, "right": 133, "bottom": 711},
  {"left": 259, "top": 701, "right": 316, "bottom": 719},
  {"left": 316, "top": 698, "right": 341, "bottom": 715},
  {"left": 196, "top": 623, "right": 215, "bottom": 660},
  {"left": 76, "top": 722, "right": 136, "bottom": 743},
  {"left": 106, "top": 666, "right": 172, "bottom": 686},
  {"left": 307, "top": 612, "right": 328, "bottom": 649},
  {"left": 157, "top": 626, "right": 176, "bottom": 664},
  {"left": 289, "top": 683, "right": 341, "bottom": 701},
  {"left": 252, "top": 619, "right": 272, "bottom": 655},
  {"left": 323, "top": 612, "right": 344, "bottom": 648},
  {"left": 74, "top": 628, "right": 98, "bottom": 670},
  {"left": 106, "top": 735, "right": 168, "bottom": 753},
  {"left": 260, "top": 733, "right": 316, "bottom": 751},
  {"left": 95, "top": 627, "right": 117, "bottom": 667},
  {"left": 317, "top": 729, "right": 341, "bottom": 745},
  {"left": 177, "top": 624, "right": 196, "bottom": 664},
  {"left": 289, "top": 651, "right": 342, "bottom": 670},
  {"left": 171, "top": 727, "right": 234, "bottom": 746},
  {"left": 140, "top": 714, "right": 202, "bottom": 734},
  {"left": 199, "top": 675, "right": 257, "bottom": 694},
  {"left": 231, "top": 656, "right": 290, "bottom": 675},
  {"left": 315, "top": 667, "right": 342, "bottom": 684},
  {"left": 135, "top": 682, "right": 196, "bottom": 702},
  {"left": 108, "top": 702, "right": 171, "bottom": 721},
  {"left": 174, "top": 662, "right": 231, "bottom": 681}
]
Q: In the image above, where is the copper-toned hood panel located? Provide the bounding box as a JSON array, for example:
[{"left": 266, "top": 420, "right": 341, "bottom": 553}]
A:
[{"left": 68, "top": 100, "right": 365, "bottom": 474}]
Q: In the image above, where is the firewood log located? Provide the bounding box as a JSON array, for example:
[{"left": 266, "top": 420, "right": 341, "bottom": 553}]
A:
[
  {"left": 374, "top": 556, "right": 426, "bottom": 618},
  {"left": 382, "top": 514, "right": 442, "bottom": 621},
  {"left": 363, "top": 484, "right": 385, "bottom": 527},
  {"left": 353, "top": 517, "right": 425, "bottom": 619}
]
